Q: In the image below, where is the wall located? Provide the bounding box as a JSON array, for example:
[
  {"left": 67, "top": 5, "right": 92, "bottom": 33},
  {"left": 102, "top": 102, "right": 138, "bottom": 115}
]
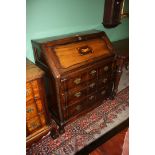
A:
[{"left": 27, "top": 0, "right": 129, "bottom": 62}]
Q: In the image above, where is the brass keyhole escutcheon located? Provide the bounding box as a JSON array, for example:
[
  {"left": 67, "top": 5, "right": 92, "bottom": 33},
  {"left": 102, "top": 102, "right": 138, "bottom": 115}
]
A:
[
  {"left": 104, "top": 66, "right": 109, "bottom": 71},
  {"left": 30, "top": 122, "right": 40, "bottom": 129},
  {"left": 101, "top": 90, "right": 106, "bottom": 95},
  {"left": 103, "top": 78, "right": 107, "bottom": 83},
  {"left": 74, "top": 92, "right": 81, "bottom": 98},
  {"left": 89, "top": 95, "right": 94, "bottom": 100},
  {"left": 90, "top": 70, "right": 96, "bottom": 75},
  {"left": 26, "top": 108, "right": 33, "bottom": 113},
  {"left": 74, "top": 78, "right": 81, "bottom": 85},
  {"left": 89, "top": 83, "right": 95, "bottom": 88}
]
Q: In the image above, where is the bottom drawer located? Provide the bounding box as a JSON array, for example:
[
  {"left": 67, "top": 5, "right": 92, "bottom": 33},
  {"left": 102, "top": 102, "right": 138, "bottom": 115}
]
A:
[
  {"left": 97, "top": 87, "right": 109, "bottom": 101},
  {"left": 26, "top": 113, "right": 46, "bottom": 134},
  {"left": 65, "top": 87, "right": 110, "bottom": 120},
  {"left": 67, "top": 99, "right": 88, "bottom": 119},
  {"left": 67, "top": 92, "right": 97, "bottom": 119}
]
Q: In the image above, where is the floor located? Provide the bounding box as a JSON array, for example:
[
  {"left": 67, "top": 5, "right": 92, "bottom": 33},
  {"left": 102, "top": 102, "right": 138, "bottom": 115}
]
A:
[{"left": 89, "top": 128, "right": 128, "bottom": 155}]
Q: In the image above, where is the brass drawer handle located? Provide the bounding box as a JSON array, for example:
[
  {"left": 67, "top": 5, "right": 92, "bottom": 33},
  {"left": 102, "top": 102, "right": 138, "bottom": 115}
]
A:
[
  {"left": 89, "top": 95, "right": 94, "bottom": 100},
  {"left": 102, "top": 78, "right": 108, "bottom": 83},
  {"left": 90, "top": 70, "right": 97, "bottom": 75},
  {"left": 74, "top": 92, "right": 81, "bottom": 98},
  {"left": 26, "top": 108, "right": 33, "bottom": 113},
  {"left": 30, "top": 122, "right": 40, "bottom": 129},
  {"left": 26, "top": 89, "right": 31, "bottom": 95},
  {"left": 74, "top": 78, "right": 81, "bottom": 85},
  {"left": 75, "top": 105, "right": 81, "bottom": 111},
  {"left": 104, "top": 66, "right": 109, "bottom": 71},
  {"left": 89, "top": 82, "right": 95, "bottom": 88},
  {"left": 101, "top": 90, "right": 106, "bottom": 95}
]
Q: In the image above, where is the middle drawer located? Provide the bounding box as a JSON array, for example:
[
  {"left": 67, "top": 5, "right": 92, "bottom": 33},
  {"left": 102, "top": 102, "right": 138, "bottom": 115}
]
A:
[
  {"left": 66, "top": 78, "right": 98, "bottom": 106},
  {"left": 61, "top": 67, "right": 98, "bottom": 91},
  {"left": 67, "top": 87, "right": 87, "bottom": 106},
  {"left": 26, "top": 99, "right": 44, "bottom": 121}
]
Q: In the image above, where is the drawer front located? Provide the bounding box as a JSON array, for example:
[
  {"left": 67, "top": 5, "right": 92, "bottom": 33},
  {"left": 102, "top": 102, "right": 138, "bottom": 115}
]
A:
[
  {"left": 35, "top": 99, "right": 44, "bottom": 113},
  {"left": 26, "top": 113, "right": 46, "bottom": 134},
  {"left": 26, "top": 100, "right": 38, "bottom": 120},
  {"left": 61, "top": 61, "right": 113, "bottom": 91},
  {"left": 27, "top": 116, "right": 42, "bottom": 133},
  {"left": 67, "top": 87, "right": 87, "bottom": 106},
  {"left": 66, "top": 92, "right": 97, "bottom": 119},
  {"left": 39, "top": 113, "right": 46, "bottom": 126},
  {"left": 61, "top": 71, "right": 87, "bottom": 91},
  {"left": 26, "top": 82, "right": 34, "bottom": 102},
  {"left": 87, "top": 92, "right": 97, "bottom": 104},
  {"left": 98, "top": 62, "right": 112, "bottom": 79},
  {"left": 87, "top": 67, "right": 98, "bottom": 80},
  {"left": 26, "top": 80, "right": 41, "bottom": 102},
  {"left": 67, "top": 99, "right": 87, "bottom": 119},
  {"left": 60, "top": 60, "right": 114, "bottom": 117},
  {"left": 97, "top": 87, "right": 108, "bottom": 101},
  {"left": 98, "top": 75, "right": 111, "bottom": 88},
  {"left": 26, "top": 99, "right": 44, "bottom": 121},
  {"left": 87, "top": 80, "right": 97, "bottom": 94},
  {"left": 31, "top": 80, "right": 41, "bottom": 99}
]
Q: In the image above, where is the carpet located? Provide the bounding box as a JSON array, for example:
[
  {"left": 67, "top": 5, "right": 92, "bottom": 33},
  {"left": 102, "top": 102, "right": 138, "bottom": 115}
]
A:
[{"left": 27, "top": 87, "right": 129, "bottom": 155}]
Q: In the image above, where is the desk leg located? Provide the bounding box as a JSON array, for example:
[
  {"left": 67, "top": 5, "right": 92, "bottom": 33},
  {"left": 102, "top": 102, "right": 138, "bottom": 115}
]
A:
[{"left": 50, "top": 128, "right": 59, "bottom": 139}]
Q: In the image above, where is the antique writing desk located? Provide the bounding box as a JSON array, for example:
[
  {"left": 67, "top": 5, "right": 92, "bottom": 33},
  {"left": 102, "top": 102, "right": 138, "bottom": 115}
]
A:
[{"left": 32, "top": 30, "right": 117, "bottom": 133}]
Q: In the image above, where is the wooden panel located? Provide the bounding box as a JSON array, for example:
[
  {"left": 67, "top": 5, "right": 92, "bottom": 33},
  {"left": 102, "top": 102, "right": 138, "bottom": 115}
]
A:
[
  {"left": 26, "top": 100, "right": 38, "bottom": 120},
  {"left": 54, "top": 38, "right": 111, "bottom": 68},
  {"left": 98, "top": 76, "right": 110, "bottom": 88},
  {"left": 35, "top": 99, "right": 44, "bottom": 113},
  {"left": 87, "top": 92, "right": 97, "bottom": 104},
  {"left": 67, "top": 99, "right": 88, "bottom": 119},
  {"left": 62, "top": 71, "right": 87, "bottom": 90},
  {"left": 98, "top": 62, "right": 112, "bottom": 79},
  {"left": 97, "top": 87, "right": 108, "bottom": 101},
  {"left": 26, "top": 82, "right": 33, "bottom": 102},
  {"left": 27, "top": 116, "right": 42, "bottom": 133},
  {"left": 67, "top": 87, "right": 87, "bottom": 106},
  {"left": 87, "top": 80, "right": 97, "bottom": 94},
  {"left": 39, "top": 113, "right": 46, "bottom": 126},
  {"left": 31, "top": 80, "right": 40, "bottom": 99},
  {"left": 87, "top": 67, "right": 98, "bottom": 80}
]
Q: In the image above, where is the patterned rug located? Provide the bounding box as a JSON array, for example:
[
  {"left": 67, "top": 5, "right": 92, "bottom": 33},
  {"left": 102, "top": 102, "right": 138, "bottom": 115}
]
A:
[{"left": 27, "top": 87, "right": 129, "bottom": 155}]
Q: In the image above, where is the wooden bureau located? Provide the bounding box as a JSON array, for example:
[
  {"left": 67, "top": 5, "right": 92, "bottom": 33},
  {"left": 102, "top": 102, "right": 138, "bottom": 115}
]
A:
[
  {"left": 26, "top": 59, "right": 58, "bottom": 147},
  {"left": 32, "top": 30, "right": 116, "bottom": 133}
]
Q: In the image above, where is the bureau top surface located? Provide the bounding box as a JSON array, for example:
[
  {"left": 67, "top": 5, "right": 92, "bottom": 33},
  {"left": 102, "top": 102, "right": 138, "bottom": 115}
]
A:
[
  {"left": 54, "top": 38, "right": 113, "bottom": 68},
  {"left": 26, "top": 59, "right": 44, "bottom": 82},
  {"left": 32, "top": 30, "right": 115, "bottom": 74}
]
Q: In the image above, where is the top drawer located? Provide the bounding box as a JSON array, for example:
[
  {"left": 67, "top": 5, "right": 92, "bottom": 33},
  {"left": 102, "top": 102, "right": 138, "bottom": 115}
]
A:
[
  {"left": 53, "top": 38, "right": 113, "bottom": 69},
  {"left": 61, "top": 60, "right": 113, "bottom": 91},
  {"left": 60, "top": 67, "right": 98, "bottom": 91},
  {"left": 98, "top": 62, "right": 112, "bottom": 79},
  {"left": 61, "top": 70, "right": 87, "bottom": 90},
  {"left": 26, "top": 80, "right": 41, "bottom": 102}
]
